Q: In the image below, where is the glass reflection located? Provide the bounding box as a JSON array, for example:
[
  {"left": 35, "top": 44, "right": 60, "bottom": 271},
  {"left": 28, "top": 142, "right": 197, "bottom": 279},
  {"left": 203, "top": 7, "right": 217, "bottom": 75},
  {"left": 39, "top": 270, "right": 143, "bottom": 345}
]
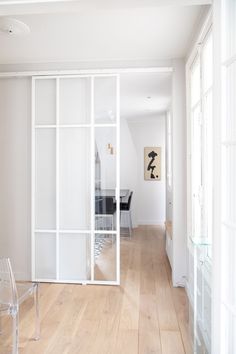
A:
[
  {"left": 94, "top": 234, "right": 116, "bottom": 281},
  {"left": 94, "top": 77, "right": 117, "bottom": 124},
  {"left": 95, "top": 127, "right": 117, "bottom": 231}
]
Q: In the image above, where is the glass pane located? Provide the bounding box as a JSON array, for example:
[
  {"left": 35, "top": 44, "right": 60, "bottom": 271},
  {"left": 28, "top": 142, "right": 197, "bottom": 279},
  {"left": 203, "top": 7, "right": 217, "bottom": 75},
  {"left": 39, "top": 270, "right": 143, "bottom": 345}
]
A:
[
  {"left": 191, "top": 58, "right": 200, "bottom": 107},
  {"left": 223, "top": 0, "right": 236, "bottom": 61},
  {"left": 203, "top": 281, "right": 211, "bottom": 344},
  {"left": 94, "top": 76, "right": 117, "bottom": 124},
  {"left": 202, "top": 33, "right": 213, "bottom": 93},
  {"left": 59, "top": 77, "right": 91, "bottom": 125},
  {"left": 224, "top": 62, "right": 236, "bottom": 142},
  {"left": 196, "top": 262, "right": 203, "bottom": 324},
  {"left": 35, "top": 129, "right": 56, "bottom": 229},
  {"left": 191, "top": 104, "right": 202, "bottom": 237},
  {"left": 222, "top": 146, "right": 236, "bottom": 225},
  {"left": 35, "top": 233, "right": 56, "bottom": 279},
  {"left": 35, "top": 79, "right": 56, "bottom": 125},
  {"left": 95, "top": 127, "right": 117, "bottom": 231},
  {"left": 59, "top": 128, "right": 91, "bottom": 230},
  {"left": 221, "top": 305, "right": 236, "bottom": 354},
  {"left": 202, "top": 91, "right": 213, "bottom": 245},
  {"left": 59, "top": 234, "right": 91, "bottom": 281},
  {"left": 94, "top": 233, "right": 117, "bottom": 281}
]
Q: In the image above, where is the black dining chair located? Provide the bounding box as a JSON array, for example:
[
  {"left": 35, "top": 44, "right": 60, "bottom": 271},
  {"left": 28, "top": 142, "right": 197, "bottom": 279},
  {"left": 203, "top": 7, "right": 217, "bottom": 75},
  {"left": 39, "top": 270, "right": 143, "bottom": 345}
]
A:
[
  {"left": 95, "top": 196, "right": 117, "bottom": 256},
  {"left": 120, "top": 191, "right": 133, "bottom": 237},
  {"left": 95, "top": 196, "right": 116, "bottom": 230}
]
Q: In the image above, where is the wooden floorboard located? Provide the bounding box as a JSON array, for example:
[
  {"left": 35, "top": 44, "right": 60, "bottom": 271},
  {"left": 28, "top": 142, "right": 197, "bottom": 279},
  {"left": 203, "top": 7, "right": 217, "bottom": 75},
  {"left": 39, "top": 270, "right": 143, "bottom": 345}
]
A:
[
  {"left": 160, "top": 330, "right": 185, "bottom": 354},
  {"left": 0, "top": 226, "right": 191, "bottom": 354}
]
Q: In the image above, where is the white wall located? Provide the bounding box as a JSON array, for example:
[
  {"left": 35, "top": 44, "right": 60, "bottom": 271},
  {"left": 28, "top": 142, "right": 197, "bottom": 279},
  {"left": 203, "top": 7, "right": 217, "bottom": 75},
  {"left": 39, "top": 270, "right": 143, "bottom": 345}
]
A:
[
  {"left": 128, "top": 115, "right": 166, "bottom": 225},
  {"left": 165, "top": 110, "right": 173, "bottom": 222},
  {"left": 171, "top": 58, "right": 187, "bottom": 287},
  {"left": 120, "top": 117, "right": 138, "bottom": 227},
  {"left": 0, "top": 77, "right": 31, "bottom": 280},
  {"left": 95, "top": 127, "right": 116, "bottom": 190}
]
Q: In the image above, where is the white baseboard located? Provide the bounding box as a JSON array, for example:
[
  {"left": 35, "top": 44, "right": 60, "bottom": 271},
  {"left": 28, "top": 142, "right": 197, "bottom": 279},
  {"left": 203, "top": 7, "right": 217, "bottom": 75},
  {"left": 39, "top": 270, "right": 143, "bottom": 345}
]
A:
[
  {"left": 172, "top": 275, "right": 186, "bottom": 288},
  {"left": 166, "top": 235, "right": 173, "bottom": 268},
  {"left": 138, "top": 220, "right": 165, "bottom": 226}
]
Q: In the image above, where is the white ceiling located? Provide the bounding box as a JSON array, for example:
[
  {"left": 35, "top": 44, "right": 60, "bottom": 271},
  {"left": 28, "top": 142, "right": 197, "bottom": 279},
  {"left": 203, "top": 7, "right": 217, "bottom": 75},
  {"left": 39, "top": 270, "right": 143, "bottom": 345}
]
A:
[
  {"left": 0, "top": 0, "right": 212, "bottom": 15},
  {"left": 0, "top": 1, "right": 209, "bottom": 122},
  {"left": 0, "top": 4, "right": 207, "bottom": 64},
  {"left": 120, "top": 72, "right": 171, "bottom": 121}
]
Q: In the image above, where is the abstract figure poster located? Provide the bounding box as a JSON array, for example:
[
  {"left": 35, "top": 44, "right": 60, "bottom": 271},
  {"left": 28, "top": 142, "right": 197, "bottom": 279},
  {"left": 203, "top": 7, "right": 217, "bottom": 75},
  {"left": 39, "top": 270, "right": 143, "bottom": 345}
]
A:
[{"left": 144, "top": 147, "right": 161, "bottom": 181}]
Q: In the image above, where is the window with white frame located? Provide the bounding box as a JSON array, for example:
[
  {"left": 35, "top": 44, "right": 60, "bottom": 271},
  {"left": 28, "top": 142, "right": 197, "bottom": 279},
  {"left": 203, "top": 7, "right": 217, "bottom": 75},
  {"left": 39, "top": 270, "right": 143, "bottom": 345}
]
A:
[
  {"left": 190, "top": 54, "right": 202, "bottom": 241},
  {"left": 188, "top": 26, "right": 213, "bottom": 353},
  {"left": 189, "top": 29, "right": 213, "bottom": 250},
  {"left": 202, "top": 31, "right": 213, "bottom": 254},
  {"left": 220, "top": 0, "right": 236, "bottom": 352}
]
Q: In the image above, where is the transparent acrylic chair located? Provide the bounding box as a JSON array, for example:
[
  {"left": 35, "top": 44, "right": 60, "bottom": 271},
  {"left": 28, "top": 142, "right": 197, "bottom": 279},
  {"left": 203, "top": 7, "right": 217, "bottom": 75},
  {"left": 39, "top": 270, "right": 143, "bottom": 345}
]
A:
[{"left": 0, "top": 258, "right": 40, "bottom": 354}]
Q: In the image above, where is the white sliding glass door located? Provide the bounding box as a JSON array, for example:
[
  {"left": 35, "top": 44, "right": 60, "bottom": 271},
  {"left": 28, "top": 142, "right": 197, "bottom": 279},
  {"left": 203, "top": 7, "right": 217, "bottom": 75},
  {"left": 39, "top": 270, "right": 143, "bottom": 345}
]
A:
[{"left": 32, "top": 75, "right": 120, "bottom": 285}]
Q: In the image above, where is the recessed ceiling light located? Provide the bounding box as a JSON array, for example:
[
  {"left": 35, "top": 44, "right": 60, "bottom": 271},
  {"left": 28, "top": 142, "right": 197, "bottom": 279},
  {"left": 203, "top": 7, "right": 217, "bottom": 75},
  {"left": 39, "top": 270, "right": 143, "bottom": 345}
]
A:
[{"left": 0, "top": 18, "right": 30, "bottom": 36}]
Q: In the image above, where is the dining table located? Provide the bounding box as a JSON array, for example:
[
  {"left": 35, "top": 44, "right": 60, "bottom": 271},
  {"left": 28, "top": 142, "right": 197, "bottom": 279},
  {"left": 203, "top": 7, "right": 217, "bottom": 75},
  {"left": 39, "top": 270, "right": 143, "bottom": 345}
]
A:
[{"left": 95, "top": 189, "right": 130, "bottom": 201}]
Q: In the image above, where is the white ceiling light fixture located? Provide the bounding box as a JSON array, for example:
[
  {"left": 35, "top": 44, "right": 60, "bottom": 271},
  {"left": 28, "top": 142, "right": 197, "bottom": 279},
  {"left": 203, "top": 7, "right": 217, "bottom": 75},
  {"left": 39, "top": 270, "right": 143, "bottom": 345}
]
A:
[{"left": 0, "top": 17, "right": 30, "bottom": 36}]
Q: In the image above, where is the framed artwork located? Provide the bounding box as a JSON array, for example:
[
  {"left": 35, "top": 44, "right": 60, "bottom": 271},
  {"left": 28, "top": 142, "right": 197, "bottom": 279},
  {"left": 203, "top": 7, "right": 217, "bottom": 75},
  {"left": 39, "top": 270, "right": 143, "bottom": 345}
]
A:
[{"left": 144, "top": 147, "right": 161, "bottom": 181}]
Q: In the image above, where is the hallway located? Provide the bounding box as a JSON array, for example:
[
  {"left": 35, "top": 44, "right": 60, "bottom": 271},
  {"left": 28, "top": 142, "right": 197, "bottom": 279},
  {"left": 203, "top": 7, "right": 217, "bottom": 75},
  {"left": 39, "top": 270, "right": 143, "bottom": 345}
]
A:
[{"left": 0, "top": 226, "right": 191, "bottom": 354}]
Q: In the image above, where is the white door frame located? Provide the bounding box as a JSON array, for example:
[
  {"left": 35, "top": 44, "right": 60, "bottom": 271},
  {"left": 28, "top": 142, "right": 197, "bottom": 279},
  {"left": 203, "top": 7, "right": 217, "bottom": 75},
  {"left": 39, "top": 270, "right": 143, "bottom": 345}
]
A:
[
  {"left": 0, "top": 66, "right": 173, "bottom": 286},
  {"left": 0, "top": 67, "right": 172, "bottom": 78}
]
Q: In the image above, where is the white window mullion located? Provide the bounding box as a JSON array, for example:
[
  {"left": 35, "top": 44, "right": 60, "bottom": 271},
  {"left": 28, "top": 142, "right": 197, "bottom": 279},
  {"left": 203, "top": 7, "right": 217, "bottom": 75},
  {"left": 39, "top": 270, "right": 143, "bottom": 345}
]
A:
[
  {"left": 219, "top": 1, "right": 236, "bottom": 353},
  {"left": 56, "top": 78, "right": 60, "bottom": 281},
  {"left": 116, "top": 74, "right": 120, "bottom": 285},
  {"left": 90, "top": 76, "right": 95, "bottom": 282},
  {"left": 31, "top": 78, "right": 36, "bottom": 281}
]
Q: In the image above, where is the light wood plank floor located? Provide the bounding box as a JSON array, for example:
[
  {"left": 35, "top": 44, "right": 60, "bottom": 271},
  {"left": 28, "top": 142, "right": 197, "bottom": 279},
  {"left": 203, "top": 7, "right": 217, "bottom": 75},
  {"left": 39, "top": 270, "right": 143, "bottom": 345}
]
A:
[{"left": 0, "top": 226, "right": 192, "bottom": 354}]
